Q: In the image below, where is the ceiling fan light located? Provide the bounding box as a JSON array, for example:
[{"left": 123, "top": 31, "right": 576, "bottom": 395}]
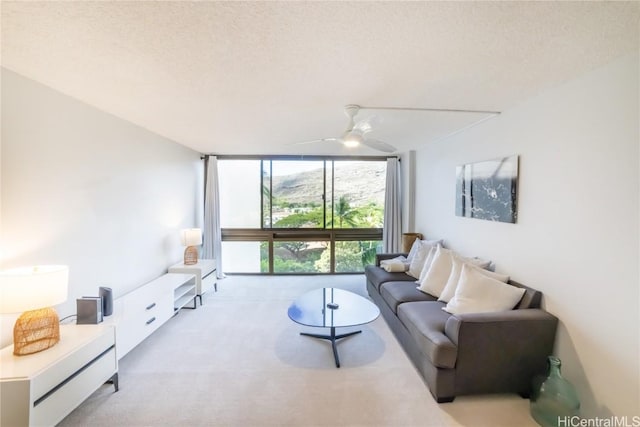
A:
[{"left": 343, "top": 131, "right": 363, "bottom": 147}]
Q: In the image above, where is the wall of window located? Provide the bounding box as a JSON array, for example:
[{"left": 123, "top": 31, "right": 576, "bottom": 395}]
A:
[{"left": 219, "top": 156, "right": 388, "bottom": 273}]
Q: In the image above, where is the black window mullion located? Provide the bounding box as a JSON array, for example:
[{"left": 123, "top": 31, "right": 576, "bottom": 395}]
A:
[
  {"left": 268, "top": 160, "right": 273, "bottom": 229},
  {"left": 260, "top": 160, "right": 264, "bottom": 228},
  {"left": 330, "top": 160, "right": 336, "bottom": 273},
  {"left": 269, "top": 161, "right": 273, "bottom": 272},
  {"left": 322, "top": 160, "right": 326, "bottom": 230}
]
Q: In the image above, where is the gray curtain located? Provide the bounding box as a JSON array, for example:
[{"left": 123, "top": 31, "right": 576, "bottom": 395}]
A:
[
  {"left": 203, "top": 155, "right": 224, "bottom": 278},
  {"left": 383, "top": 157, "right": 402, "bottom": 253}
]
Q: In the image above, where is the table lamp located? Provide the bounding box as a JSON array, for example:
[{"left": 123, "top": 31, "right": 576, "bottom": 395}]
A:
[
  {"left": 180, "top": 228, "right": 202, "bottom": 265},
  {"left": 0, "top": 265, "right": 69, "bottom": 356}
]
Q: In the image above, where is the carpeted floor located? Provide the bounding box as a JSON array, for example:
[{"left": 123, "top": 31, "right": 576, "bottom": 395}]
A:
[{"left": 59, "top": 275, "right": 538, "bottom": 427}]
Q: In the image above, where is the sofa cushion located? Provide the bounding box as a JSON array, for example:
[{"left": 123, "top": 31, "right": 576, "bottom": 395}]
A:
[
  {"left": 380, "top": 281, "right": 436, "bottom": 313},
  {"left": 397, "top": 301, "right": 457, "bottom": 369},
  {"left": 364, "top": 265, "right": 415, "bottom": 292}
]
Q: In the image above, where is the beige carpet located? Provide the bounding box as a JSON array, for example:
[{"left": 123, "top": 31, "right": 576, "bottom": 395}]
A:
[{"left": 59, "top": 275, "right": 538, "bottom": 427}]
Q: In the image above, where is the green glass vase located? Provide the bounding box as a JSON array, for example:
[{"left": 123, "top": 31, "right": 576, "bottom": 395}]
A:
[{"left": 530, "top": 356, "right": 581, "bottom": 427}]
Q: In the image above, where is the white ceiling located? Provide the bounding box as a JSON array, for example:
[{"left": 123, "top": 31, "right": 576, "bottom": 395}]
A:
[{"left": 1, "top": 1, "right": 638, "bottom": 156}]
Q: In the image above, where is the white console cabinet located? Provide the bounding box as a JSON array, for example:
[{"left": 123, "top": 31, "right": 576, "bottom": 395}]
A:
[
  {"left": 169, "top": 259, "right": 217, "bottom": 305},
  {"left": 0, "top": 324, "right": 118, "bottom": 427},
  {"left": 105, "top": 273, "right": 196, "bottom": 360}
]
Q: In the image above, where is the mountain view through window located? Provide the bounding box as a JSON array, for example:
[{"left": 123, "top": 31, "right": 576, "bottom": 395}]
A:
[{"left": 219, "top": 158, "right": 387, "bottom": 273}]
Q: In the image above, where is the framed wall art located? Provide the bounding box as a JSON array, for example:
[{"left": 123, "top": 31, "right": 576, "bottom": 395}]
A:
[{"left": 455, "top": 155, "right": 519, "bottom": 223}]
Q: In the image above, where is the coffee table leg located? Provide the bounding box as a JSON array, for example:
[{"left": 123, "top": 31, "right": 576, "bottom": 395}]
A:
[{"left": 300, "top": 326, "right": 362, "bottom": 368}]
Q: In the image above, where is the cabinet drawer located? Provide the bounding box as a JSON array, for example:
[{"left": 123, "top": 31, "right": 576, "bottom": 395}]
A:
[
  {"left": 31, "top": 347, "right": 116, "bottom": 426},
  {"left": 123, "top": 285, "right": 164, "bottom": 314},
  {"left": 31, "top": 328, "right": 114, "bottom": 402},
  {"left": 116, "top": 294, "right": 172, "bottom": 358}
]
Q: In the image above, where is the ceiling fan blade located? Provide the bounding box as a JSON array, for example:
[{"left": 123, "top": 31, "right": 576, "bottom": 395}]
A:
[
  {"left": 291, "top": 137, "right": 342, "bottom": 146},
  {"left": 353, "top": 115, "right": 380, "bottom": 134},
  {"left": 361, "top": 138, "right": 397, "bottom": 153}
]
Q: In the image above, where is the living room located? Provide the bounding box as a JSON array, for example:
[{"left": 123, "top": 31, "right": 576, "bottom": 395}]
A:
[{"left": 1, "top": 2, "right": 638, "bottom": 426}]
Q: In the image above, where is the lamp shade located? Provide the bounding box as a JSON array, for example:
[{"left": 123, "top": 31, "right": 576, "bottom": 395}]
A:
[
  {"left": 0, "top": 265, "right": 69, "bottom": 314},
  {"left": 180, "top": 228, "right": 202, "bottom": 247}
]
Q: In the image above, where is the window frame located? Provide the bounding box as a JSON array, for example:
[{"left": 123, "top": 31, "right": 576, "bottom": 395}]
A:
[{"left": 217, "top": 154, "right": 394, "bottom": 274}]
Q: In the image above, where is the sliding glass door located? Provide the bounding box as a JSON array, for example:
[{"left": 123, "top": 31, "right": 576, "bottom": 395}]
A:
[{"left": 218, "top": 156, "right": 387, "bottom": 274}]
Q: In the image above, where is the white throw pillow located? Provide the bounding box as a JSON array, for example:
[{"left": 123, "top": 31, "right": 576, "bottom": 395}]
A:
[
  {"left": 443, "top": 265, "right": 525, "bottom": 315},
  {"left": 407, "top": 241, "right": 439, "bottom": 279},
  {"left": 407, "top": 242, "right": 429, "bottom": 278},
  {"left": 416, "top": 246, "right": 453, "bottom": 297},
  {"left": 406, "top": 239, "right": 422, "bottom": 263},
  {"left": 416, "top": 244, "right": 439, "bottom": 283},
  {"left": 438, "top": 255, "right": 509, "bottom": 303}
]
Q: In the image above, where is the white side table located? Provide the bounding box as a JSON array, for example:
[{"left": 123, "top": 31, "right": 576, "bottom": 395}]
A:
[{"left": 168, "top": 259, "right": 217, "bottom": 305}]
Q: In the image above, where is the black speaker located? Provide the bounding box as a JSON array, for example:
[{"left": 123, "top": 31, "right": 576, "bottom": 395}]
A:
[
  {"left": 99, "top": 286, "right": 113, "bottom": 317},
  {"left": 77, "top": 297, "right": 103, "bottom": 324}
]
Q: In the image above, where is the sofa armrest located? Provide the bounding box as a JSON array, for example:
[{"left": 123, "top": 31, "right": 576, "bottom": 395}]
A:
[
  {"left": 375, "top": 253, "right": 408, "bottom": 266},
  {"left": 444, "top": 309, "right": 558, "bottom": 395}
]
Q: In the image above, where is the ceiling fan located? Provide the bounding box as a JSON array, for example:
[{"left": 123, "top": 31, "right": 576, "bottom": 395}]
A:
[
  {"left": 294, "top": 104, "right": 501, "bottom": 153},
  {"left": 295, "top": 104, "right": 397, "bottom": 153}
]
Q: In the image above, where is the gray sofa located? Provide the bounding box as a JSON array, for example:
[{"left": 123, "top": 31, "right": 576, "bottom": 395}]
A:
[{"left": 365, "top": 253, "right": 558, "bottom": 403}]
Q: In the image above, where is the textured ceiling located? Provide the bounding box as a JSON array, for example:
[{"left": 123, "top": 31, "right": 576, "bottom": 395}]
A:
[{"left": 1, "top": 1, "right": 638, "bottom": 155}]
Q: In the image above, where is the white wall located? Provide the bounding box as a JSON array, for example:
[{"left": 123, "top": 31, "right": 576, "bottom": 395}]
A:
[
  {"left": 0, "top": 69, "right": 203, "bottom": 347},
  {"left": 414, "top": 53, "right": 639, "bottom": 418}
]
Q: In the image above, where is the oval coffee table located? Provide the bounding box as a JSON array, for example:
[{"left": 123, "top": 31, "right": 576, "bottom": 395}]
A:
[{"left": 287, "top": 288, "right": 380, "bottom": 368}]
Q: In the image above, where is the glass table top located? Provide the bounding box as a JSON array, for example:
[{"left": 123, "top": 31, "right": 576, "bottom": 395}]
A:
[{"left": 287, "top": 288, "right": 380, "bottom": 328}]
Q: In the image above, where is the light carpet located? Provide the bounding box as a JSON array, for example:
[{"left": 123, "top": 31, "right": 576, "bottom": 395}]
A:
[{"left": 59, "top": 274, "right": 538, "bottom": 427}]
